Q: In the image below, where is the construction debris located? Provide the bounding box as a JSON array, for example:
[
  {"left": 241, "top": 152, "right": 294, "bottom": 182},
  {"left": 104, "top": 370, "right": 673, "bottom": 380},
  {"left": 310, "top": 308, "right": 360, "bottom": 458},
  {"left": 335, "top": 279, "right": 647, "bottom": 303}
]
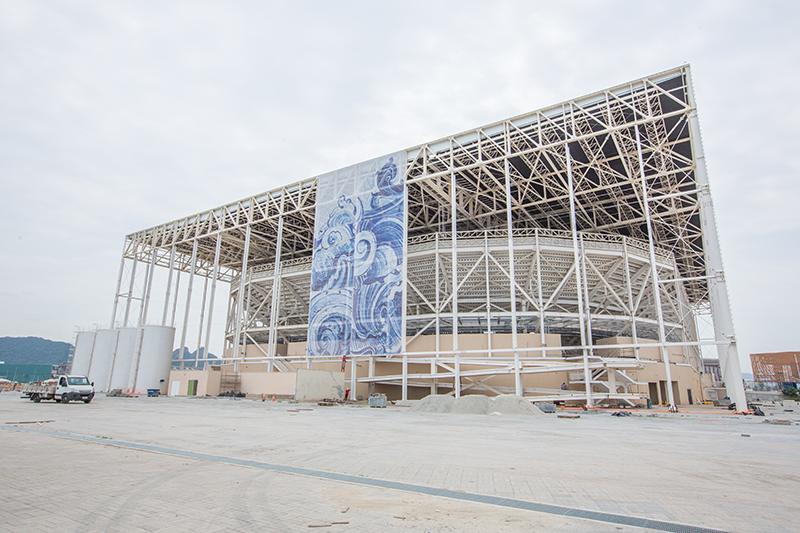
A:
[
  {"left": 537, "top": 402, "right": 557, "bottom": 413},
  {"left": 410, "top": 394, "right": 454, "bottom": 413},
  {"left": 317, "top": 398, "right": 340, "bottom": 406},
  {"left": 490, "top": 395, "right": 545, "bottom": 416},
  {"left": 764, "top": 419, "right": 792, "bottom": 425},
  {"left": 411, "top": 394, "right": 545, "bottom": 416},
  {"left": 450, "top": 395, "right": 491, "bottom": 414}
]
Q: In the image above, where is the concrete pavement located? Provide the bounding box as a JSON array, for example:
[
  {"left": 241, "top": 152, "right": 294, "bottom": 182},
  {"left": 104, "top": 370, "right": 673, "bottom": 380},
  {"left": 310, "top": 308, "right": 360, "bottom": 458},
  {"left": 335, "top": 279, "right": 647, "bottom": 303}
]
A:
[{"left": 1, "top": 393, "right": 798, "bottom": 532}]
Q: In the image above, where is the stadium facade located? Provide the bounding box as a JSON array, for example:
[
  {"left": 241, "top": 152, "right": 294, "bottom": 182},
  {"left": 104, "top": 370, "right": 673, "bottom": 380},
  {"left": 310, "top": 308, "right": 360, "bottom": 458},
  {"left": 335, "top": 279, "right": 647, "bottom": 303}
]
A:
[{"left": 99, "top": 65, "right": 747, "bottom": 409}]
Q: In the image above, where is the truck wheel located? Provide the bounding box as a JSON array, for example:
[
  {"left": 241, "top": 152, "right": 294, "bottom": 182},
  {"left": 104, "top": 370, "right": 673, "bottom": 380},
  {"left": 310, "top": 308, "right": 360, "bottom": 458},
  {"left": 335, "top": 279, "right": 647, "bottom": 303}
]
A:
[
  {"left": 61, "top": 394, "right": 69, "bottom": 404},
  {"left": 32, "top": 394, "right": 40, "bottom": 403},
  {"left": 83, "top": 397, "right": 92, "bottom": 404}
]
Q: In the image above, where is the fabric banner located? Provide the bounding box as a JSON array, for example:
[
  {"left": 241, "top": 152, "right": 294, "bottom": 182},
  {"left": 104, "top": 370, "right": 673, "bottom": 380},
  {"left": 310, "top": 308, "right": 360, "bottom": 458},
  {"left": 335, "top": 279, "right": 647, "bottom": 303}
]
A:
[{"left": 308, "top": 151, "right": 405, "bottom": 358}]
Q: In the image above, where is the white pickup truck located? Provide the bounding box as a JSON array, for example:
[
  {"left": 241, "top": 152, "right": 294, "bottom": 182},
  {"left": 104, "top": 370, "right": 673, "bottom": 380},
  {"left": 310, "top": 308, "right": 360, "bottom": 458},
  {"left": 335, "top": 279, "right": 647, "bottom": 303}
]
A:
[{"left": 21, "top": 375, "right": 95, "bottom": 404}]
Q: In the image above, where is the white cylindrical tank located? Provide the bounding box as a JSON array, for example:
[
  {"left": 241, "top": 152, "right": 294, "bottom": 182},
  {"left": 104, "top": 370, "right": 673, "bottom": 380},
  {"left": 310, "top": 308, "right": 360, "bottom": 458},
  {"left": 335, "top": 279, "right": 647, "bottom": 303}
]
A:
[
  {"left": 87, "top": 329, "right": 118, "bottom": 391},
  {"left": 130, "top": 326, "right": 175, "bottom": 395},
  {"left": 70, "top": 331, "right": 96, "bottom": 376},
  {"left": 108, "top": 327, "right": 137, "bottom": 390}
]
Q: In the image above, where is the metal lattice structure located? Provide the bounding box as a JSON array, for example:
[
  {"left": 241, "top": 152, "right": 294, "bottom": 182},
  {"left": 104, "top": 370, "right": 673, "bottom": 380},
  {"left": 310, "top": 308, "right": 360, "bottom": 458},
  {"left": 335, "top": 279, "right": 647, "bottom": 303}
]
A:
[{"left": 110, "top": 65, "right": 747, "bottom": 409}]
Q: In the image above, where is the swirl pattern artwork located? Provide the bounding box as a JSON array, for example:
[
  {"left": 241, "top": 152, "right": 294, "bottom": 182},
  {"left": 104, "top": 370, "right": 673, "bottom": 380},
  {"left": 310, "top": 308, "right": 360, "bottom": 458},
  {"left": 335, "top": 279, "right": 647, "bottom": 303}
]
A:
[{"left": 309, "top": 152, "right": 405, "bottom": 358}]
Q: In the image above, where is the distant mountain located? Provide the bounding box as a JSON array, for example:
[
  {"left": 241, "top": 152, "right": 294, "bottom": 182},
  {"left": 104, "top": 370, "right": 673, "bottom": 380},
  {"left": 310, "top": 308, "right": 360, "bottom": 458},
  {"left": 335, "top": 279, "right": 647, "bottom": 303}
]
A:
[
  {"left": 0, "top": 337, "right": 72, "bottom": 365},
  {"left": 171, "top": 347, "right": 219, "bottom": 368}
]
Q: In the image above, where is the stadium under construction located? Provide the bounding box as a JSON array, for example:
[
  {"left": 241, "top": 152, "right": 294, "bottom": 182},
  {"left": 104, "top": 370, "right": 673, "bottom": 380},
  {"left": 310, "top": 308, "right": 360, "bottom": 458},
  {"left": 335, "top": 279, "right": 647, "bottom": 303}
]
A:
[{"left": 75, "top": 65, "right": 747, "bottom": 410}]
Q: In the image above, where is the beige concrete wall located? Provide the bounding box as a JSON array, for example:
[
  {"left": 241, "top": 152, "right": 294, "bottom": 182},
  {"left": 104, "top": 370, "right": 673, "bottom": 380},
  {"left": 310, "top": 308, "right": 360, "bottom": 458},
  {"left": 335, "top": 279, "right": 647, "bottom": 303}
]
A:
[
  {"left": 295, "top": 369, "right": 345, "bottom": 401},
  {"left": 167, "top": 370, "right": 221, "bottom": 397},
  {"left": 286, "top": 342, "right": 307, "bottom": 357},
  {"left": 217, "top": 334, "right": 700, "bottom": 404},
  {"left": 239, "top": 371, "right": 296, "bottom": 396},
  {"left": 405, "top": 333, "right": 562, "bottom": 358},
  {"left": 596, "top": 337, "right": 688, "bottom": 364},
  {"left": 632, "top": 361, "right": 703, "bottom": 405}
]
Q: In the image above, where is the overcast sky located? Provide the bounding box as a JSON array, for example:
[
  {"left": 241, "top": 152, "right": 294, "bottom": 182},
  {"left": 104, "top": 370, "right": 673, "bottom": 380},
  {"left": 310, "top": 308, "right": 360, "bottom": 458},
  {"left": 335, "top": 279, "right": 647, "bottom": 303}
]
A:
[{"left": 1, "top": 1, "right": 798, "bottom": 371}]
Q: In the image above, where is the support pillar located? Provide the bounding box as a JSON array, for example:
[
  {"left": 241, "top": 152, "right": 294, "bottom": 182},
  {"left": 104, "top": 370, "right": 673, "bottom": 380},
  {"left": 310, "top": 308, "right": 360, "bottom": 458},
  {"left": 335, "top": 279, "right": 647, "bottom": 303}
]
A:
[
  {"left": 636, "top": 125, "right": 675, "bottom": 408},
  {"left": 622, "top": 239, "right": 639, "bottom": 359},
  {"left": 450, "top": 145, "right": 460, "bottom": 398},
  {"left": 140, "top": 246, "right": 157, "bottom": 326},
  {"left": 566, "top": 143, "right": 593, "bottom": 406},
  {"left": 351, "top": 357, "right": 359, "bottom": 401},
  {"left": 685, "top": 69, "right": 748, "bottom": 411},
  {"left": 233, "top": 226, "right": 251, "bottom": 364},
  {"left": 268, "top": 197, "right": 285, "bottom": 372},
  {"left": 203, "top": 233, "right": 222, "bottom": 367},
  {"left": 504, "top": 153, "right": 521, "bottom": 396},
  {"left": 162, "top": 246, "right": 176, "bottom": 326},
  {"left": 123, "top": 255, "right": 138, "bottom": 328},
  {"left": 178, "top": 240, "right": 198, "bottom": 371},
  {"left": 110, "top": 240, "right": 127, "bottom": 328},
  {"left": 535, "top": 228, "right": 546, "bottom": 352}
]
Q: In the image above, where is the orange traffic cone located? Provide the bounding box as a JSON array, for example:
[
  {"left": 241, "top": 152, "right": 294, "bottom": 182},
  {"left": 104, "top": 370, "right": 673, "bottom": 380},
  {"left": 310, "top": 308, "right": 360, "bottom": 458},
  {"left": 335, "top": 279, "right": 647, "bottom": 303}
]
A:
[{"left": 271, "top": 394, "right": 275, "bottom": 402}]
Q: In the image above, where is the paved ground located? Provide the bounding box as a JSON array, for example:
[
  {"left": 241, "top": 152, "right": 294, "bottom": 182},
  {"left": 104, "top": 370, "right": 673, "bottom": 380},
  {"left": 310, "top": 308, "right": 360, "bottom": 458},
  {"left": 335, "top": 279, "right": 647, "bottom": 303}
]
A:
[{"left": 1, "top": 393, "right": 798, "bottom": 532}]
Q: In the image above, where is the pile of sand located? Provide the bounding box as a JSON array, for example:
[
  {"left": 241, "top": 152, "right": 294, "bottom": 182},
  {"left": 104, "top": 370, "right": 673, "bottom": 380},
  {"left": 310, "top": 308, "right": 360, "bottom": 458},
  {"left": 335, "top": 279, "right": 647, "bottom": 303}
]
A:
[
  {"left": 451, "top": 394, "right": 492, "bottom": 414},
  {"left": 412, "top": 393, "right": 545, "bottom": 416},
  {"left": 488, "top": 394, "right": 545, "bottom": 416},
  {"left": 410, "top": 394, "right": 454, "bottom": 413}
]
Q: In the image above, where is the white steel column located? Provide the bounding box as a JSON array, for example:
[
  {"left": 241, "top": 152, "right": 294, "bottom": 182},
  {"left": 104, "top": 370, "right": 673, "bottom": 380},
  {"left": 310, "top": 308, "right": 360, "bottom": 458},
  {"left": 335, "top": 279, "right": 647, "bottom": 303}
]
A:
[
  {"left": 484, "top": 231, "right": 492, "bottom": 358},
  {"left": 139, "top": 248, "right": 157, "bottom": 325},
  {"left": 432, "top": 233, "right": 440, "bottom": 395},
  {"left": 450, "top": 144, "right": 460, "bottom": 398},
  {"left": 233, "top": 225, "right": 251, "bottom": 366},
  {"left": 241, "top": 270, "right": 252, "bottom": 360},
  {"left": 123, "top": 255, "right": 138, "bottom": 328},
  {"left": 194, "top": 275, "right": 209, "bottom": 369},
  {"left": 170, "top": 270, "right": 181, "bottom": 328},
  {"left": 503, "top": 154, "right": 521, "bottom": 396},
  {"left": 536, "top": 228, "right": 546, "bottom": 352},
  {"left": 401, "top": 354, "right": 408, "bottom": 401},
  {"left": 203, "top": 233, "right": 222, "bottom": 367},
  {"left": 368, "top": 357, "right": 375, "bottom": 396},
  {"left": 351, "top": 357, "right": 358, "bottom": 400},
  {"left": 635, "top": 125, "right": 675, "bottom": 408},
  {"left": 686, "top": 69, "right": 748, "bottom": 411},
  {"left": 580, "top": 235, "right": 595, "bottom": 354},
  {"left": 162, "top": 246, "right": 176, "bottom": 326},
  {"left": 110, "top": 241, "right": 127, "bottom": 328},
  {"left": 622, "top": 239, "right": 639, "bottom": 359},
  {"left": 268, "top": 195, "right": 285, "bottom": 372},
  {"left": 401, "top": 158, "right": 409, "bottom": 401},
  {"left": 178, "top": 239, "right": 198, "bottom": 371},
  {"left": 566, "top": 143, "right": 593, "bottom": 406}
]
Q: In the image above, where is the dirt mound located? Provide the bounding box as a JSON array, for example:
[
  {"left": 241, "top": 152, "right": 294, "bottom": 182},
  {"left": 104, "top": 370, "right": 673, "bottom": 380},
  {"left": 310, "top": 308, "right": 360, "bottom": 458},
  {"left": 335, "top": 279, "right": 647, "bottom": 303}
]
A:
[
  {"left": 488, "top": 395, "right": 545, "bottom": 416},
  {"left": 410, "top": 394, "right": 454, "bottom": 413},
  {"left": 451, "top": 394, "right": 492, "bottom": 414}
]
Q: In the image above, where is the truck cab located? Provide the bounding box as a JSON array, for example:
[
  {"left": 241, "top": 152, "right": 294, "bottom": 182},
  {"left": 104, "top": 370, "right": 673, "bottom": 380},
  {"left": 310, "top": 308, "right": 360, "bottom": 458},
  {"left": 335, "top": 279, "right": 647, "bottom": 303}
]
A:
[{"left": 57, "top": 375, "right": 95, "bottom": 403}]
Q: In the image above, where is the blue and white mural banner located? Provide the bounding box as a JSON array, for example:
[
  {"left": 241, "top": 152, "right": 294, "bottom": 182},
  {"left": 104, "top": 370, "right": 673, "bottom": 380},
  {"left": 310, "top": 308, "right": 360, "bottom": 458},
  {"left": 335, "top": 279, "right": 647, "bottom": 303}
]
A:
[{"left": 309, "top": 151, "right": 405, "bottom": 358}]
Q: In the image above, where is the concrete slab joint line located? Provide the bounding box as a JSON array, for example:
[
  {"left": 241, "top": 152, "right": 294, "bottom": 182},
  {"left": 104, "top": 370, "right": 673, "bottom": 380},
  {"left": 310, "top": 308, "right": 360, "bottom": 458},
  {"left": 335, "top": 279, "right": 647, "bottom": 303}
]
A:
[{"left": 2, "top": 425, "right": 728, "bottom": 533}]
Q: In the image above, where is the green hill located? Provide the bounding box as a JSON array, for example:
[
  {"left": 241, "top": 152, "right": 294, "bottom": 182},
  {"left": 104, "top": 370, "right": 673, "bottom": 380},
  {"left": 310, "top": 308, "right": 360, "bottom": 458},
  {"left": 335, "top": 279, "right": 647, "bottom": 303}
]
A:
[{"left": 0, "top": 337, "right": 72, "bottom": 365}]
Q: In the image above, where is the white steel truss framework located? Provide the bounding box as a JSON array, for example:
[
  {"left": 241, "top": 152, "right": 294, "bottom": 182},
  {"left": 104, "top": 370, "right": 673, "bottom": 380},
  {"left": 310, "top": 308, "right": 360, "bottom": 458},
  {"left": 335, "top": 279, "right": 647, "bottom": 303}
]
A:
[{"left": 111, "top": 65, "right": 746, "bottom": 409}]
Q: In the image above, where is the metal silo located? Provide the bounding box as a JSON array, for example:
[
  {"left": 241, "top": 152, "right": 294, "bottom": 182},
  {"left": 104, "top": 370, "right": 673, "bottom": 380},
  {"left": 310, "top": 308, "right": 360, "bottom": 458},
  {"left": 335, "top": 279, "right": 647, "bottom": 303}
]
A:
[
  {"left": 129, "top": 325, "right": 175, "bottom": 395},
  {"left": 87, "top": 329, "right": 118, "bottom": 391},
  {"left": 108, "top": 327, "right": 137, "bottom": 390},
  {"left": 70, "top": 331, "right": 96, "bottom": 376}
]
